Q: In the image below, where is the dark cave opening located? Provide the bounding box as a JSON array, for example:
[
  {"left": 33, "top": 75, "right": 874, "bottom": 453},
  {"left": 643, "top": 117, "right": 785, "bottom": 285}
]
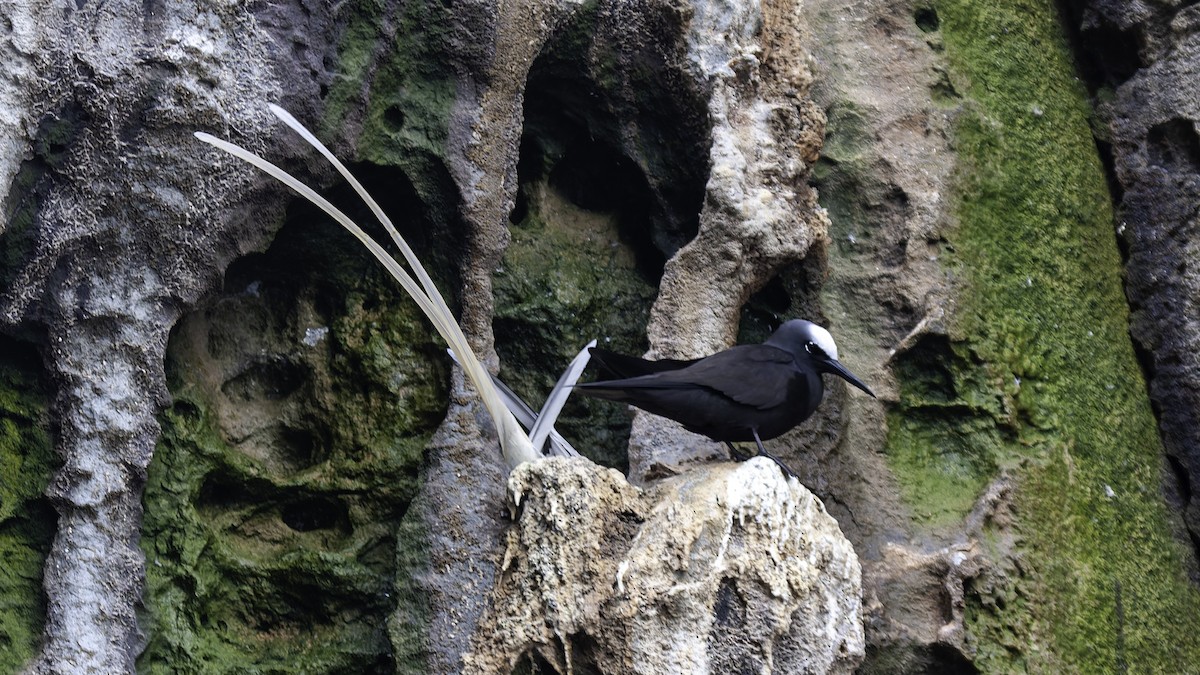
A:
[
  {"left": 281, "top": 496, "right": 351, "bottom": 533},
  {"left": 492, "top": 6, "right": 711, "bottom": 470},
  {"left": 1054, "top": 0, "right": 1145, "bottom": 91},
  {"left": 222, "top": 161, "right": 466, "bottom": 321},
  {"left": 1147, "top": 118, "right": 1200, "bottom": 174},
  {"left": 914, "top": 6, "right": 940, "bottom": 34},
  {"left": 737, "top": 275, "right": 795, "bottom": 345},
  {"left": 547, "top": 135, "right": 661, "bottom": 279},
  {"left": 513, "top": 119, "right": 663, "bottom": 283}
]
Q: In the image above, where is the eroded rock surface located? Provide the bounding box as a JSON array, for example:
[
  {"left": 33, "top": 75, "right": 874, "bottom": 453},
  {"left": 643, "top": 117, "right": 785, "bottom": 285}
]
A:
[
  {"left": 1, "top": 0, "right": 866, "bottom": 670},
  {"left": 629, "top": 0, "right": 833, "bottom": 477},
  {"left": 0, "top": 1, "right": 295, "bottom": 670},
  {"left": 2, "top": 0, "right": 1198, "bottom": 671},
  {"left": 1069, "top": 0, "right": 1200, "bottom": 573},
  {"left": 465, "top": 457, "right": 863, "bottom": 674}
]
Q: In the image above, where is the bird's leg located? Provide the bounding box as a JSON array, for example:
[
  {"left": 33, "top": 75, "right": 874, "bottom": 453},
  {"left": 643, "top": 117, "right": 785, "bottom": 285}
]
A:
[
  {"left": 751, "top": 429, "right": 768, "bottom": 456},
  {"left": 725, "top": 441, "right": 753, "bottom": 461},
  {"left": 751, "top": 429, "right": 798, "bottom": 479}
]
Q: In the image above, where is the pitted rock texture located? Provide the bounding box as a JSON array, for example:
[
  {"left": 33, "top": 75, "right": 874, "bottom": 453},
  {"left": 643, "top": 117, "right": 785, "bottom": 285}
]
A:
[
  {"left": 798, "top": 0, "right": 1200, "bottom": 671},
  {"left": 4, "top": 0, "right": 1198, "bottom": 671},
  {"left": 464, "top": 457, "right": 864, "bottom": 674},
  {"left": 4, "top": 0, "right": 862, "bottom": 670},
  {"left": 1070, "top": 0, "right": 1200, "bottom": 571},
  {"left": 0, "top": 0, "right": 309, "bottom": 670},
  {"left": 799, "top": 0, "right": 964, "bottom": 666}
]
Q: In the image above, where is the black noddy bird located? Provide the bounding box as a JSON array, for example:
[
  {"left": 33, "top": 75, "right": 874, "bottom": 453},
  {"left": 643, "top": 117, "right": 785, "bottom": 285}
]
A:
[{"left": 577, "top": 320, "right": 876, "bottom": 474}]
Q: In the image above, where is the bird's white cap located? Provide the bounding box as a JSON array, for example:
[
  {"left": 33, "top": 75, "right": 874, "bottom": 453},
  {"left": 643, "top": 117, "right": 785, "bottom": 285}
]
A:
[{"left": 804, "top": 322, "right": 839, "bottom": 361}]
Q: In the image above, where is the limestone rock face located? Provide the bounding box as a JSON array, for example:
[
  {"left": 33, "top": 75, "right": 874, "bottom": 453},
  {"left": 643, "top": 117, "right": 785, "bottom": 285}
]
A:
[
  {"left": 465, "top": 457, "right": 863, "bottom": 674},
  {"left": 0, "top": 1, "right": 292, "bottom": 671},
  {"left": 631, "top": 0, "right": 831, "bottom": 477},
  {"left": 0, "top": 0, "right": 866, "bottom": 671},
  {"left": 2, "top": 0, "right": 1200, "bottom": 672}
]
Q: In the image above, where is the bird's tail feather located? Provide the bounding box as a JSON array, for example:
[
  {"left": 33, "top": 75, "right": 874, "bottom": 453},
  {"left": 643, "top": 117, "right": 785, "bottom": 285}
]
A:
[
  {"left": 195, "top": 109, "right": 538, "bottom": 468},
  {"left": 447, "top": 347, "right": 586, "bottom": 458},
  {"left": 529, "top": 340, "right": 595, "bottom": 454},
  {"left": 588, "top": 347, "right": 698, "bottom": 380}
]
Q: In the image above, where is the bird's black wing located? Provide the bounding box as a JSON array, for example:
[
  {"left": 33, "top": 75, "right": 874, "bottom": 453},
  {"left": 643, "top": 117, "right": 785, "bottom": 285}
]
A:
[
  {"left": 579, "top": 345, "right": 799, "bottom": 410},
  {"left": 659, "top": 345, "right": 798, "bottom": 410},
  {"left": 587, "top": 347, "right": 700, "bottom": 380}
]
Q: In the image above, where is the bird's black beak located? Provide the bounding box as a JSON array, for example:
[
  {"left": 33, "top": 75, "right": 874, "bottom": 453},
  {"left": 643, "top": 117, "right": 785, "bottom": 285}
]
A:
[{"left": 824, "top": 358, "right": 876, "bottom": 398}]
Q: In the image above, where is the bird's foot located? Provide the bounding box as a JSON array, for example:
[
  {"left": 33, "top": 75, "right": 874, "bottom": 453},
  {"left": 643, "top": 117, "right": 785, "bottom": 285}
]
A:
[
  {"left": 725, "top": 441, "right": 796, "bottom": 479},
  {"left": 643, "top": 462, "right": 683, "bottom": 480},
  {"left": 756, "top": 449, "right": 799, "bottom": 480}
]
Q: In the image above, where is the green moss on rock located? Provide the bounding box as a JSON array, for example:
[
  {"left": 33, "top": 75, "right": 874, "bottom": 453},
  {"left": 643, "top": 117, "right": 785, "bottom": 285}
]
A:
[
  {"left": 884, "top": 0, "right": 1200, "bottom": 670},
  {"left": 888, "top": 334, "right": 1020, "bottom": 529},
  {"left": 139, "top": 211, "right": 448, "bottom": 673},
  {"left": 141, "top": 5, "right": 473, "bottom": 665},
  {"left": 494, "top": 181, "right": 657, "bottom": 469},
  {"left": 322, "top": 0, "right": 457, "bottom": 210},
  {"left": 0, "top": 337, "right": 54, "bottom": 673}
]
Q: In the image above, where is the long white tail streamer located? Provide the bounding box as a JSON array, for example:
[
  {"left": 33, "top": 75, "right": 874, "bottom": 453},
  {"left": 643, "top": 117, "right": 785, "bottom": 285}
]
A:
[
  {"left": 447, "top": 342, "right": 592, "bottom": 458},
  {"left": 195, "top": 112, "right": 539, "bottom": 467}
]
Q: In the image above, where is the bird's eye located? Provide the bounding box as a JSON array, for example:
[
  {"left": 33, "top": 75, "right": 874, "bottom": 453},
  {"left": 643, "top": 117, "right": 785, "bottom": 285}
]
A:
[{"left": 805, "top": 342, "right": 817, "bottom": 355}]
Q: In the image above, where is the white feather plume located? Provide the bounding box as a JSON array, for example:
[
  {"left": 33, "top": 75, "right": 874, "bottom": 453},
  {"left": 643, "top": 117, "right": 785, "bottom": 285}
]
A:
[{"left": 195, "top": 110, "right": 539, "bottom": 467}]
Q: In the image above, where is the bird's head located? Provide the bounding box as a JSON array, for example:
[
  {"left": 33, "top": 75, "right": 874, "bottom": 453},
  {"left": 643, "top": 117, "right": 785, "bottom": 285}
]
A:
[{"left": 767, "top": 320, "right": 876, "bottom": 398}]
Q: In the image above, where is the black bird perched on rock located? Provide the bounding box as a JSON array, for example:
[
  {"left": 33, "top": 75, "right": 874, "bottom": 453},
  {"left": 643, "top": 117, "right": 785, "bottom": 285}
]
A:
[{"left": 578, "top": 320, "right": 875, "bottom": 473}]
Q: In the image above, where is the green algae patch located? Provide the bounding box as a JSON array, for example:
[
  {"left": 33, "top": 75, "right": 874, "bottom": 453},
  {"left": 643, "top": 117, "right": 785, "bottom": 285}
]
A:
[
  {"left": 151, "top": 7, "right": 468, "bottom": 659},
  {"left": 322, "top": 0, "right": 457, "bottom": 201},
  {"left": 0, "top": 337, "right": 55, "bottom": 672},
  {"left": 894, "top": 0, "right": 1200, "bottom": 670},
  {"left": 494, "top": 180, "right": 658, "bottom": 469},
  {"left": 494, "top": 8, "right": 708, "bottom": 468},
  {"left": 139, "top": 212, "right": 447, "bottom": 673},
  {"left": 887, "top": 332, "right": 1023, "bottom": 530},
  {"left": 316, "top": 0, "right": 465, "bottom": 332}
]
